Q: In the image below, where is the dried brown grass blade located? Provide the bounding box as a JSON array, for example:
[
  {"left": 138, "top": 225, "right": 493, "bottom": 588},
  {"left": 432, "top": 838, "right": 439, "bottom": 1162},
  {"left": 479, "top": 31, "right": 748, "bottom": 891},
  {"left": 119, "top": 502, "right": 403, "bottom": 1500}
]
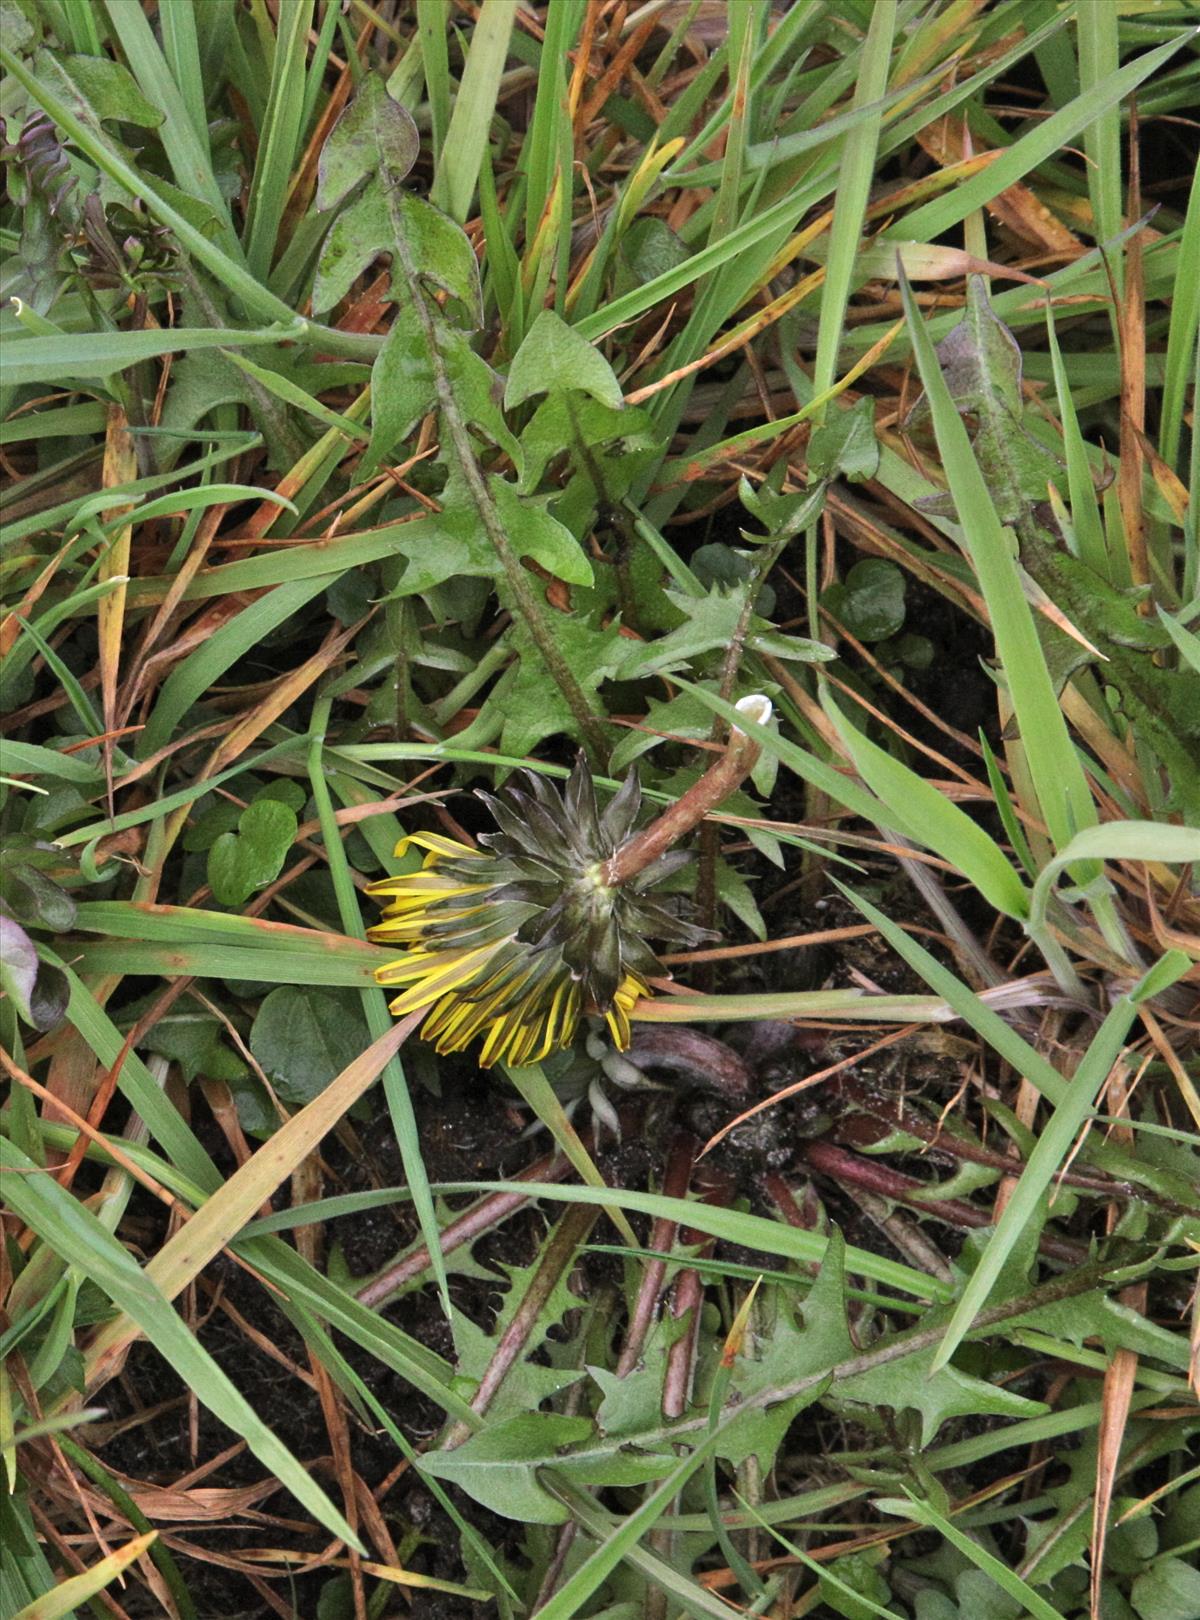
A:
[
  {"left": 204, "top": 617, "right": 362, "bottom": 778},
  {"left": 1092, "top": 1345, "right": 1139, "bottom": 1620},
  {"left": 1092, "top": 1058, "right": 1148, "bottom": 1620},
  {"left": 916, "top": 116, "right": 1083, "bottom": 253}
]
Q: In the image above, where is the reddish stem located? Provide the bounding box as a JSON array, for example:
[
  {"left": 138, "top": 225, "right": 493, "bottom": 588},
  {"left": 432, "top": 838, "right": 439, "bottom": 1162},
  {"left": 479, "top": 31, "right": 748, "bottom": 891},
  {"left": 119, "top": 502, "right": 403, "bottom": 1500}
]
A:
[
  {"left": 663, "top": 1163, "right": 736, "bottom": 1419},
  {"left": 355, "top": 1153, "right": 568, "bottom": 1308},
  {"left": 444, "top": 1202, "right": 597, "bottom": 1448},
  {"left": 799, "top": 1141, "right": 1086, "bottom": 1264},
  {"left": 616, "top": 1132, "right": 697, "bottom": 1378},
  {"left": 625, "top": 1027, "right": 751, "bottom": 1098},
  {"left": 832, "top": 1090, "right": 1185, "bottom": 1212},
  {"left": 602, "top": 713, "right": 764, "bottom": 887}
]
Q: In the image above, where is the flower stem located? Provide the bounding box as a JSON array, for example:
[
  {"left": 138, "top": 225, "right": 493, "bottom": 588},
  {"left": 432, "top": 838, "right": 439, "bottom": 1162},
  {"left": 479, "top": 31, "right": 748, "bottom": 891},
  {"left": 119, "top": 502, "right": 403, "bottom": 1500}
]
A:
[{"left": 602, "top": 696, "right": 771, "bottom": 886}]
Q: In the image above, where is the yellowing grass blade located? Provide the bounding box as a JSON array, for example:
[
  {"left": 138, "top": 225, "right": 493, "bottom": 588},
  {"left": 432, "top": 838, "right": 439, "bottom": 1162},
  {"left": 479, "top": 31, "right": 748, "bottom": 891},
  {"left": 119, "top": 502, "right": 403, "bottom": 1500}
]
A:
[
  {"left": 0, "top": 1360, "right": 15, "bottom": 1492},
  {"left": 98, "top": 404, "right": 137, "bottom": 810},
  {"left": 81, "top": 1011, "right": 422, "bottom": 1394},
  {"left": 12, "top": 1530, "right": 157, "bottom": 1620}
]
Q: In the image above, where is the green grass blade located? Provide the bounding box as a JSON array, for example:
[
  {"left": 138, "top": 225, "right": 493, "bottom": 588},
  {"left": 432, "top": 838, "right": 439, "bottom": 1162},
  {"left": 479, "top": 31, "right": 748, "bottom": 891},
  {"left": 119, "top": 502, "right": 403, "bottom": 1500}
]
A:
[
  {"left": 57, "top": 962, "right": 223, "bottom": 1192},
  {"left": 1187, "top": 336, "right": 1200, "bottom": 600},
  {"left": 101, "top": 0, "right": 237, "bottom": 251},
  {"left": 416, "top": 0, "right": 451, "bottom": 160},
  {"left": 9, "top": 617, "right": 100, "bottom": 737},
  {"left": 1159, "top": 161, "right": 1200, "bottom": 473},
  {"left": 0, "top": 324, "right": 303, "bottom": 387},
  {"left": 705, "top": 0, "right": 759, "bottom": 247},
  {"left": 832, "top": 883, "right": 1068, "bottom": 1107},
  {"left": 890, "top": 28, "right": 1196, "bottom": 245},
  {"left": 79, "top": 1018, "right": 416, "bottom": 1388},
  {"left": 0, "top": 40, "right": 375, "bottom": 352},
  {"left": 928, "top": 991, "right": 1144, "bottom": 1374},
  {"left": 544, "top": 1479, "right": 743, "bottom": 1620},
  {"left": 501, "top": 1064, "right": 639, "bottom": 1248},
  {"left": 10, "top": 1530, "right": 158, "bottom": 1620},
  {"left": 239, "top": 1236, "right": 479, "bottom": 1424},
  {"left": 2, "top": 1136, "right": 362, "bottom": 1551},
  {"left": 306, "top": 703, "right": 452, "bottom": 1315},
  {"left": 979, "top": 732, "right": 1039, "bottom": 881},
  {"left": 243, "top": 0, "right": 315, "bottom": 280},
  {"left": 1028, "top": 824, "right": 1200, "bottom": 941},
  {"left": 874, "top": 1494, "right": 1063, "bottom": 1620},
  {"left": 56, "top": 1437, "right": 197, "bottom": 1620},
  {"left": 574, "top": 160, "right": 838, "bottom": 342},
  {"left": 138, "top": 574, "right": 332, "bottom": 757},
  {"left": 158, "top": 0, "right": 209, "bottom": 147},
  {"left": 431, "top": 0, "right": 514, "bottom": 223},
  {"left": 695, "top": 0, "right": 822, "bottom": 162},
  {"left": 674, "top": 677, "right": 895, "bottom": 826},
  {"left": 0, "top": 401, "right": 107, "bottom": 444},
  {"left": 519, "top": 0, "right": 583, "bottom": 242},
  {"left": 10, "top": 1120, "right": 210, "bottom": 1211},
  {"left": 478, "top": 138, "right": 522, "bottom": 336},
  {"left": 219, "top": 349, "right": 368, "bottom": 437},
  {"left": 742, "top": 1495, "right": 910, "bottom": 1620},
  {"left": 655, "top": 33, "right": 728, "bottom": 149},
  {"left": 1044, "top": 302, "right": 1110, "bottom": 577},
  {"left": 64, "top": 938, "right": 384, "bottom": 986},
  {"left": 822, "top": 691, "right": 1030, "bottom": 920},
  {"left": 811, "top": 0, "right": 896, "bottom": 409},
  {"left": 1158, "top": 605, "right": 1200, "bottom": 673},
  {"left": 3, "top": 740, "right": 104, "bottom": 786},
  {"left": 897, "top": 268, "right": 1097, "bottom": 857},
  {"left": 68, "top": 899, "right": 386, "bottom": 956},
  {"left": 434, "top": 1181, "right": 952, "bottom": 1303},
  {"left": 298, "top": 0, "right": 341, "bottom": 140},
  {"left": 53, "top": 739, "right": 302, "bottom": 850},
  {"left": 60, "top": 0, "right": 103, "bottom": 53},
  {"left": 1077, "top": 0, "right": 1123, "bottom": 308},
  {"left": 533, "top": 1425, "right": 733, "bottom": 1620},
  {"left": 2, "top": 436, "right": 258, "bottom": 549}
]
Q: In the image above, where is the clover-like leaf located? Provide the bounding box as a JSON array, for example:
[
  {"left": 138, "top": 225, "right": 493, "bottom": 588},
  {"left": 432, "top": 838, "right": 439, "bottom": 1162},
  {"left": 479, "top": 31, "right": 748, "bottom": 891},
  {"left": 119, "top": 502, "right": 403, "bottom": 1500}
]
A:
[
  {"left": 207, "top": 798, "right": 297, "bottom": 907},
  {"left": 249, "top": 987, "right": 371, "bottom": 1106},
  {"left": 822, "top": 557, "right": 907, "bottom": 642}
]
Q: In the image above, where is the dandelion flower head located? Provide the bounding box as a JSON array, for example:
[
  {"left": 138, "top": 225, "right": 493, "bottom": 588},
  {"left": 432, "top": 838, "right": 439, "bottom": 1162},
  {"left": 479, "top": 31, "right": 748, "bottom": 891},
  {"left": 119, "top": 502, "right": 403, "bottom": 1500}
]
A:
[{"left": 368, "top": 760, "right": 705, "bottom": 1068}]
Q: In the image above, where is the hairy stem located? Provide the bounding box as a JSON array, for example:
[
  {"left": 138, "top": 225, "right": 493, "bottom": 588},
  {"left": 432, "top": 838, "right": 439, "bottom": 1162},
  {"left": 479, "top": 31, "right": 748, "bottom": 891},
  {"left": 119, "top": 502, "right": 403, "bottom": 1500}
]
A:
[
  {"left": 441, "top": 1202, "right": 597, "bottom": 1450},
  {"left": 602, "top": 697, "right": 770, "bottom": 886},
  {"left": 384, "top": 191, "right": 608, "bottom": 769}
]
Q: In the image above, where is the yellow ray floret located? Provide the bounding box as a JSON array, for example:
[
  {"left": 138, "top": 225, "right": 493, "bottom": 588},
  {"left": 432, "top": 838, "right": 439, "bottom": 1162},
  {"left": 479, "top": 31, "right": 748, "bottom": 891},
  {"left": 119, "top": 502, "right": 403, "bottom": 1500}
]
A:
[
  {"left": 604, "top": 975, "right": 647, "bottom": 1049},
  {"left": 367, "top": 831, "right": 649, "bottom": 1067},
  {"left": 367, "top": 835, "right": 488, "bottom": 908}
]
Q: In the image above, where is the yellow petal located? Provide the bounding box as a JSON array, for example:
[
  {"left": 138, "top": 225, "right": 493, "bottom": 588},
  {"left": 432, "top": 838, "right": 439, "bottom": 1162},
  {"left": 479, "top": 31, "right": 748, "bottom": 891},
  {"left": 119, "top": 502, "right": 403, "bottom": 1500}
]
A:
[
  {"left": 368, "top": 898, "right": 489, "bottom": 942},
  {"left": 377, "top": 944, "right": 499, "bottom": 1005},
  {"left": 393, "top": 831, "right": 481, "bottom": 862},
  {"left": 603, "top": 974, "right": 647, "bottom": 1050},
  {"left": 366, "top": 872, "right": 487, "bottom": 904}
]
